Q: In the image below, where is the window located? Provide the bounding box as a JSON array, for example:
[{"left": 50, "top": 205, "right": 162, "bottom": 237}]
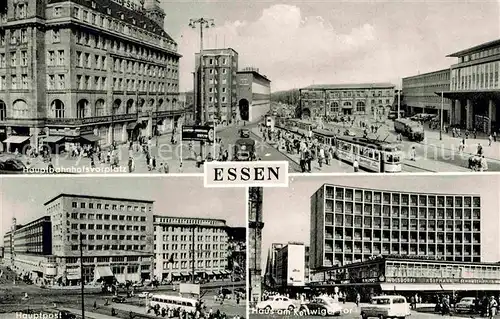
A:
[
  {"left": 73, "top": 7, "right": 80, "bottom": 18},
  {"left": 57, "top": 50, "right": 64, "bottom": 65},
  {"left": 58, "top": 74, "right": 65, "bottom": 89},
  {"left": 54, "top": 7, "right": 62, "bottom": 17},
  {"left": 0, "top": 53, "right": 5, "bottom": 67},
  {"left": 21, "top": 74, "right": 28, "bottom": 89},
  {"left": 11, "top": 75, "right": 17, "bottom": 90},
  {"left": 18, "top": 4, "right": 27, "bottom": 18},
  {"left": 0, "top": 76, "right": 5, "bottom": 90},
  {"left": 20, "top": 29, "right": 27, "bottom": 43},
  {"left": 52, "top": 29, "right": 60, "bottom": 43},
  {"left": 10, "top": 52, "right": 17, "bottom": 67},
  {"left": 20, "top": 51, "right": 27, "bottom": 67},
  {"left": 48, "top": 75, "right": 55, "bottom": 89}
]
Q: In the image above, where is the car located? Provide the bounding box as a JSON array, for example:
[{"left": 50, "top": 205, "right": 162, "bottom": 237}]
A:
[
  {"left": 138, "top": 292, "right": 153, "bottom": 299},
  {"left": 112, "top": 296, "right": 127, "bottom": 303},
  {"left": 256, "top": 295, "right": 296, "bottom": 312},
  {"left": 361, "top": 296, "right": 411, "bottom": 319},
  {"left": 239, "top": 129, "right": 250, "bottom": 138},
  {"left": 132, "top": 282, "right": 144, "bottom": 287},
  {"left": 58, "top": 310, "right": 76, "bottom": 319},
  {"left": 221, "top": 288, "right": 232, "bottom": 295},
  {"left": 0, "top": 156, "right": 26, "bottom": 174},
  {"left": 343, "top": 129, "right": 356, "bottom": 137},
  {"left": 299, "top": 296, "right": 343, "bottom": 316},
  {"left": 455, "top": 297, "right": 476, "bottom": 313}
]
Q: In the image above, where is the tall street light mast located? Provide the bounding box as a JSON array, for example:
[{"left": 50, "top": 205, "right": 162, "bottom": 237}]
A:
[{"left": 189, "top": 18, "right": 215, "bottom": 160}]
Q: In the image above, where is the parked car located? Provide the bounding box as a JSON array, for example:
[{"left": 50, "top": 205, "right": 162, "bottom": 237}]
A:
[
  {"left": 360, "top": 296, "right": 411, "bottom": 319},
  {"left": 0, "top": 156, "right": 26, "bottom": 174},
  {"left": 256, "top": 295, "right": 296, "bottom": 311},
  {"left": 455, "top": 297, "right": 476, "bottom": 313},
  {"left": 112, "top": 296, "right": 127, "bottom": 303},
  {"left": 299, "top": 296, "right": 343, "bottom": 316},
  {"left": 132, "top": 282, "right": 143, "bottom": 288},
  {"left": 137, "top": 292, "right": 153, "bottom": 299}
]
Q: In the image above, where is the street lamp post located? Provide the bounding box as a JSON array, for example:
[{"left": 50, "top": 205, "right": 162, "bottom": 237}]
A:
[{"left": 189, "top": 18, "right": 215, "bottom": 160}]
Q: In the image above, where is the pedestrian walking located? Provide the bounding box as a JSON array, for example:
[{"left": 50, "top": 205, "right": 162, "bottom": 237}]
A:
[
  {"left": 489, "top": 134, "right": 493, "bottom": 146},
  {"left": 480, "top": 156, "right": 488, "bottom": 172},
  {"left": 494, "top": 131, "right": 497, "bottom": 142},
  {"left": 128, "top": 157, "right": 135, "bottom": 173},
  {"left": 410, "top": 146, "right": 416, "bottom": 161},
  {"left": 353, "top": 158, "right": 359, "bottom": 172}
]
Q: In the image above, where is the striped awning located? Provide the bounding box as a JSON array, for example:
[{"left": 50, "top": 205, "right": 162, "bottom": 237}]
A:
[
  {"left": 3, "top": 136, "right": 30, "bottom": 144},
  {"left": 205, "top": 271, "right": 214, "bottom": 275},
  {"left": 213, "top": 270, "right": 221, "bottom": 275}
]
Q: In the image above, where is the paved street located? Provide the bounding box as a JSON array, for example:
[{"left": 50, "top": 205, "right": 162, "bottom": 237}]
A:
[{"left": 249, "top": 303, "right": 481, "bottom": 319}]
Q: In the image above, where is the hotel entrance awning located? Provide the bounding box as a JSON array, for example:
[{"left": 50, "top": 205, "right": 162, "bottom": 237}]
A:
[{"left": 435, "top": 90, "right": 500, "bottom": 100}]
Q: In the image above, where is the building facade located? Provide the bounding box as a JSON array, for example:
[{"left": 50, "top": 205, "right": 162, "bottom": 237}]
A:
[
  {"left": 226, "top": 226, "right": 246, "bottom": 279},
  {"left": 299, "top": 83, "right": 395, "bottom": 121},
  {"left": 44, "top": 194, "right": 154, "bottom": 286},
  {"left": 443, "top": 40, "right": 500, "bottom": 133},
  {"left": 275, "top": 242, "right": 306, "bottom": 287},
  {"left": 402, "top": 69, "right": 452, "bottom": 121},
  {"left": 0, "top": 0, "right": 183, "bottom": 153},
  {"left": 248, "top": 187, "right": 264, "bottom": 304},
  {"left": 310, "top": 184, "right": 481, "bottom": 270},
  {"left": 152, "top": 215, "right": 230, "bottom": 283},
  {"left": 236, "top": 68, "right": 271, "bottom": 123},
  {"left": 265, "top": 242, "right": 284, "bottom": 287},
  {"left": 195, "top": 48, "right": 238, "bottom": 124}
]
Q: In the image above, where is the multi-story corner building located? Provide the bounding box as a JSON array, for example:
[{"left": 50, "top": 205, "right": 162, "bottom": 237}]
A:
[
  {"left": 44, "top": 194, "right": 154, "bottom": 285},
  {"left": 153, "top": 215, "right": 230, "bottom": 283},
  {"left": 310, "top": 184, "right": 481, "bottom": 270},
  {"left": 442, "top": 40, "right": 500, "bottom": 133},
  {"left": 195, "top": 48, "right": 238, "bottom": 124},
  {"left": 0, "top": 0, "right": 182, "bottom": 153},
  {"left": 236, "top": 67, "right": 271, "bottom": 123},
  {"left": 299, "top": 83, "right": 395, "bottom": 120},
  {"left": 402, "top": 69, "right": 452, "bottom": 121},
  {"left": 248, "top": 187, "right": 264, "bottom": 304}
]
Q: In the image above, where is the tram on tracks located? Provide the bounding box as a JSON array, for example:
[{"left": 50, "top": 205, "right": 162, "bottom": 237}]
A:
[
  {"left": 275, "top": 118, "right": 318, "bottom": 136},
  {"left": 233, "top": 138, "right": 256, "bottom": 161},
  {"left": 312, "top": 129, "right": 403, "bottom": 173}
]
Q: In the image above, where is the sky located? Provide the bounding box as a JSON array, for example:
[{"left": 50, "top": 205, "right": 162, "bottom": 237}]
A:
[
  {"left": 262, "top": 174, "right": 500, "bottom": 269},
  {"left": 0, "top": 176, "right": 245, "bottom": 246},
  {"left": 160, "top": 0, "right": 500, "bottom": 92}
]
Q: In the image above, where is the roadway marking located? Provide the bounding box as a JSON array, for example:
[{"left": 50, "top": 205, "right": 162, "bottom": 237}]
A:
[{"left": 264, "top": 153, "right": 271, "bottom": 157}]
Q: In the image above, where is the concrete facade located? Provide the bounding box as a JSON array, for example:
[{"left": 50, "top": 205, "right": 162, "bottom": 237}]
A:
[
  {"left": 195, "top": 48, "right": 238, "bottom": 124},
  {"left": 402, "top": 69, "right": 452, "bottom": 122},
  {"left": 0, "top": 0, "right": 183, "bottom": 153},
  {"left": 236, "top": 68, "right": 271, "bottom": 123},
  {"left": 44, "top": 194, "right": 155, "bottom": 285},
  {"left": 310, "top": 184, "right": 481, "bottom": 270},
  {"left": 152, "top": 215, "right": 230, "bottom": 283}
]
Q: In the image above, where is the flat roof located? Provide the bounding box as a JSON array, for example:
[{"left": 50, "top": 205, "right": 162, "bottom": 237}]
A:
[
  {"left": 316, "top": 183, "right": 480, "bottom": 197},
  {"left": 153, "top": 215, "right": 226, "bottom": 224},
  {"left": 302, "top": 83, "right": 395, "bottom": 90},
  {"left": 447, "top": 38, "right": 500, "bottom": 58},
  {"left": 402, "top": 68, "right": 450, "bottom": 81},
  {"left": 237, "top": 70, "right": 271, "bottom": 83},
  {"left": 44, "top": 193, "right": 154, "bottom": 206}
]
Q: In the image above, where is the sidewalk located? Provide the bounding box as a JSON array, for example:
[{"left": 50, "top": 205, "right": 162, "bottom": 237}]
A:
[{"left": 60, "top": 308, "right": 118, "bottom": 319}]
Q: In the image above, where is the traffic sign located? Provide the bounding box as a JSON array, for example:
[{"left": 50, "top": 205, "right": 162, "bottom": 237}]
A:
[{"left": 181, "top": 126, "right": 214, "bottom": 142}]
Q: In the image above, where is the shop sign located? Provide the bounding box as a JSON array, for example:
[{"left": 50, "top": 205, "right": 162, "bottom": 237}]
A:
[{"left": 386, "top": 277, "right": 500, "bottom": 284}]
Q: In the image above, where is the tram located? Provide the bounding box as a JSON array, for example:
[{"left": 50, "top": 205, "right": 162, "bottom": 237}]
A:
[
  {"left": 233, "top": 138, "right": 256, "bottom": 161},
  {"left": 394, "top": 118, "right": 425, "bottom": 142},
  {"left": 312, "top": 129, "right": 403, "bottom": 173}
]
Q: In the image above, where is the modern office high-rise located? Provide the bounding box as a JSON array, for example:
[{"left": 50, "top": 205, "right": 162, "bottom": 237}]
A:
[{"left": 310, "top": 184, "right": 481, "bottom": 270}]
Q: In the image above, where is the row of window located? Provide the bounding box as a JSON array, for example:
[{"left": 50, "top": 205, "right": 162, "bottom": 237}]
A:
[
  {"left": 451, "top": 61, "right": 500, "bottom": 91},
  {"left": 0, "top": 51, "right": 29, "bottom": 68},
  {"left": 71, "top": 5, "right": 177, "bottom": 52},
  {"left": 72, "top": 234, "right": 146, "bottom": 241},
  {"left": 305, "top": 99, "right": 392, "bottom": 105},
  {"left": 71, "top": 244, "right": 146, "bottom": 251},
  {"left": 110, "top": 56, "right": 177, "bottom": 79},
  {"left": 71, "top": 201, "right": 150, "bottom": 212},
  {"left": 66, "top": 256, "right": 140, "bottom": 264},
  {"left": 160, "top": 251, "right": 222, "bottom": 259},
  {"left": 70, "top": 223, "right": 147, "bottom": 231},
  {"left": 156, "top": 243, "right": 225, "bottom": 251},
  {"left": 157, "top": 235, "right": 225, "bottom": 242},
  {"left": 459, "top": 47, "right": 500, "bottom": 63},
  {"left": 0, "top": 74, "right": 29, "bottom": 90},
  {"left": 156, "top": 226, "right": 227, "bottom": 233},
  {"left": 164, "top": 260, "right": 224, "bottom": 270},
  {"left": 69, "top": 212, "right": 146, "bottom": 222},
  {"left": 303, "top": 90, "right": 394, "bottom": 99},
  {"left": 403, "top": 72, "right": 450, "bottom": 87}
]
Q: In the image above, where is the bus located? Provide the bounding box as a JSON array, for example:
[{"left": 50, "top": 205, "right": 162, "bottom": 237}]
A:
[
  {"left": 149, "top": 294, "right": 198, "bottom": 313},
  {"left": 233, "top": 138, "right": 256, "bottom": 161},
  {"left": 312, "top": 130, "right": 403, "bottom": 173},
  {"left": 394, "top": 118, "right": 424, "bottom": 142}
]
